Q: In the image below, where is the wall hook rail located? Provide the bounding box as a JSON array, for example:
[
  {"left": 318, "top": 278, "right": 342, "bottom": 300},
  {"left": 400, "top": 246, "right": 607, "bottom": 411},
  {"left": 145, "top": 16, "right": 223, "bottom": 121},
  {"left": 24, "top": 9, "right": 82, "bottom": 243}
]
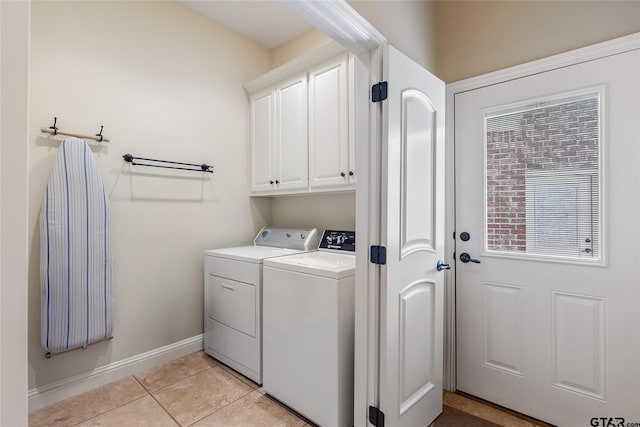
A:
[
  {"left": 49, "top": 117, "right": 59, "bottom": 135},
  {"left": 123, "top": 154, "right": 213, "bottom": 173},
  {"left": 96, "top": 125, "right": 104, "bottom": 142},
  {"left": 40, "top": 117, "right": 110, "bottom": 142}
]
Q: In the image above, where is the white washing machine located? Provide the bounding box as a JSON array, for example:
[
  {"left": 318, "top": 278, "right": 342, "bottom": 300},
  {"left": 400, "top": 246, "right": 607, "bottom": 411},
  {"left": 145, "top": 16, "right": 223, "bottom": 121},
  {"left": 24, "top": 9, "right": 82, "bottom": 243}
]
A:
[
  {"left": 203, "top": 227, "right": 318, "bottom": 384},
  {"left": 262, "top": 230, "right": 356, "bottom": 427}
]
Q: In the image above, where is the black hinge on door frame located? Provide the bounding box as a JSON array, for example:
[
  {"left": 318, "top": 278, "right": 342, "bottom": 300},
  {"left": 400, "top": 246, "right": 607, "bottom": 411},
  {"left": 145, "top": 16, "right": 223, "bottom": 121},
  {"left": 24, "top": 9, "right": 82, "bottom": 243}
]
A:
[
  {"left": 370, "top": 245, "right": 387, "bottom": 265},
  {"left": 369, "top": 406, "right": 385, "bottom": 427},
  {"left": 371, "top": 81, "right": 388, "bottom": 102}
]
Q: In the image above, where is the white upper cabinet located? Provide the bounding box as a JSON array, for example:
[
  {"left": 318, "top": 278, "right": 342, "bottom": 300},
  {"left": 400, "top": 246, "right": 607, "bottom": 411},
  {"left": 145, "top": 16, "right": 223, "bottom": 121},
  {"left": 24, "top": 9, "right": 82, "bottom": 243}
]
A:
[
  {"left": 250, "top": 88, "right": 276, "bottom": 193},
  {"left": 275, "top": 74, "right": 308, "bottom": 191},
  {"left": 246, "top": 42, "right": 354, "bottom": 196},
  {"left": 308, "top": 54, "right": 354, "bottom": 190}
]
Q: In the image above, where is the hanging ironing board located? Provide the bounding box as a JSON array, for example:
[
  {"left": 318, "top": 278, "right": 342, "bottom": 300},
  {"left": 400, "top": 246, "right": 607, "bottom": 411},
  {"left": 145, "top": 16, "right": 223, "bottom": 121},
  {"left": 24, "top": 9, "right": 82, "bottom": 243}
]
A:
[{"left": 40, "top": 137, "right": 113, "bottom": 356}]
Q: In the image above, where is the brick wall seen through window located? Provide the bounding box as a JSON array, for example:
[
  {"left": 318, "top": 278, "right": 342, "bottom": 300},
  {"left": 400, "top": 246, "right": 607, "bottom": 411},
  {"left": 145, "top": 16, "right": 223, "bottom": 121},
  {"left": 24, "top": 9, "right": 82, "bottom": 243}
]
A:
[{"left": 485, "top": 94, "right": 600, "bottom": 259}]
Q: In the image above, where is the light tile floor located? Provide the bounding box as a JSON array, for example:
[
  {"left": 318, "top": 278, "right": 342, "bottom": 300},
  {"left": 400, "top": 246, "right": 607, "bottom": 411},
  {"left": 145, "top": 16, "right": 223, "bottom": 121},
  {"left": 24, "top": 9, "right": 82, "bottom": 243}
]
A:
[
  {"left": 30, "top": 352, "right": 308, "bottom": 427},
  {"left": 30, "top": 351, "right": 551, "bottom": 427}
]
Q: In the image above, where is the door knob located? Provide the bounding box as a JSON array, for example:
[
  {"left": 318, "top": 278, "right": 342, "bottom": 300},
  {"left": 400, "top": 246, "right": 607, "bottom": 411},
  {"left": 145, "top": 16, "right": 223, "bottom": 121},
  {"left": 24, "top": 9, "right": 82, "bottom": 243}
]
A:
[
  {"left": 459, "top": 252, "right": 480, "bottom": 263},
  {"left": 436, "top": 260, "right": 451, "bottom": 271}
]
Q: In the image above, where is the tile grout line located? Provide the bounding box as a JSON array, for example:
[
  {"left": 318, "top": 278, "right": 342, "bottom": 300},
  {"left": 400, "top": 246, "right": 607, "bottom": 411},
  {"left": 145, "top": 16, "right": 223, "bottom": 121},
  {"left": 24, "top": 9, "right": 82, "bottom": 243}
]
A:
[
  {"left": 68, "top": 378, "right": 149, "bottom": 427},
  {"left": 132, "top": 362, "right": 250, "bottom": 427},
  {"left": 134, "top": 354, "right": 218, "bottom": 394},
  {"left": 132, "top": 375, "right": 182, "bottom": 427},
  {"left": 134, "top": 354, "right": 305, "bottom": 427},
  {"left": 182, "top": 369, "right": 257, "bottom": 427}
]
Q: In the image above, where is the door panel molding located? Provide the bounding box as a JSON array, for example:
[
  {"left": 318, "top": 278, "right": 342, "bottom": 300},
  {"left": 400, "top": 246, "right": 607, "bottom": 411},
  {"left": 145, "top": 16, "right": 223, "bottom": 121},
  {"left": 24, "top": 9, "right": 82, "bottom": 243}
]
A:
[
  {"left": 482, "top": 282, "right": 524, "bottom": 377},
  {"left": 399, "top": 280, "right": 436, "bottom": 415},
  {"left": 551, "top": 291, "right": 606, "bottom": 400},
  {"left": 400, "top": 89, "right": 436, "bottom": 258}
]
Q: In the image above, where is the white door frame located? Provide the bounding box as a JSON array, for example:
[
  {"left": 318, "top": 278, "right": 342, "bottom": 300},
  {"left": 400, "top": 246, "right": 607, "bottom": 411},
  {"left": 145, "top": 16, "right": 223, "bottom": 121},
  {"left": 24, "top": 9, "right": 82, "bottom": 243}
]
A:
[{"left": 443, "top": 32, "right": 640, "bottom": 392}]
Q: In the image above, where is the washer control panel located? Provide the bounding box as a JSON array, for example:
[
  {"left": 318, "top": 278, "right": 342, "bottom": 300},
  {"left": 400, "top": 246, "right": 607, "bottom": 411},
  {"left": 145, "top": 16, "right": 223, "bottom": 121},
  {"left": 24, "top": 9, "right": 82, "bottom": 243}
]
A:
[
  {"left": 319, "top": 230, "right": 356, "bottom": 252},
  {"left": 254, "top": 227, "right": 319, "bottom": 250}
]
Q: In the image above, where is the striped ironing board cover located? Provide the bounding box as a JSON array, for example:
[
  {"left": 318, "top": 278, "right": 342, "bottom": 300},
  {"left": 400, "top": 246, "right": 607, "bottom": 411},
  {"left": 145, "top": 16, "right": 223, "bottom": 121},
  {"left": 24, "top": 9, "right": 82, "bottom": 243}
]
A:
[{"left": 40, "top": 137, "right": 113, "bottom": 355}]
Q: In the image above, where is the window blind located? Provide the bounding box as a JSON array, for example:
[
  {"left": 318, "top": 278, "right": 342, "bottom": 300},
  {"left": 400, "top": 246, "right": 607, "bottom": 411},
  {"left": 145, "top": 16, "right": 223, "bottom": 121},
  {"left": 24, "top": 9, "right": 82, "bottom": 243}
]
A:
[{"left": 485, "top": 93, "right": 600, "bottom": 260}]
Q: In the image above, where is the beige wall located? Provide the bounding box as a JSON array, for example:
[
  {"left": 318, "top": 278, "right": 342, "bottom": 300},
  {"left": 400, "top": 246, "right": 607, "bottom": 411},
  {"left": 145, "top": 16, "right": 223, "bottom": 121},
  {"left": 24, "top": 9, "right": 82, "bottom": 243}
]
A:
[
  {"left": 349, "top": 0, "right": 438, "bottom": 71},
  {"left": 271, "top": 193, "right": 356, "bottom": 233},
  {"left": 435, "top": 0, "right": 640, "bottom": 82},
  {"left": 1, "top": 1, "right": 30, "bottom": 424},
  {"left": 271, "top": 28, "right": 333, "bottom": 68},
  {"left": 28, "top": 1, "right": 272, "bottom": 389}
]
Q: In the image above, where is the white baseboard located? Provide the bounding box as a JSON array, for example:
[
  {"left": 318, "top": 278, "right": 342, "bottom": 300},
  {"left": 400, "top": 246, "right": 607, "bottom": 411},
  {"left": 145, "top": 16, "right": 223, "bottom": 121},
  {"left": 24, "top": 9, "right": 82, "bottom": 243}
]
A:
[{"left": 28, "top": 334, "right": 204, "bottom": 412}]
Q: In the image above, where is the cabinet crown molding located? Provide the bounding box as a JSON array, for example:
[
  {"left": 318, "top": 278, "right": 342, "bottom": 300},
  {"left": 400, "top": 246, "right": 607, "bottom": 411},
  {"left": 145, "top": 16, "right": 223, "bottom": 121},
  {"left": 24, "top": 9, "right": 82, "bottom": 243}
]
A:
[{"left": 244, "top": 41, "right": 347, "bottom": 93}]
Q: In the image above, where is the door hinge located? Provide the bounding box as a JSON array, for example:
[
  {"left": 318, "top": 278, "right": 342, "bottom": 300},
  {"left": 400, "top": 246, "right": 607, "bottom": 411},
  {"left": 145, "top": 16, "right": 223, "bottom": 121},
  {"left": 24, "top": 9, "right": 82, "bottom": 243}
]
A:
[
  {"left": 371, "top": 81, "right": 388, "bottom": 102},
  {"left": 370, "top": 245, "right": 387, "bottom": 265},
  {"left": 369, "top": 406, "right": 385, "bottom": 427}
]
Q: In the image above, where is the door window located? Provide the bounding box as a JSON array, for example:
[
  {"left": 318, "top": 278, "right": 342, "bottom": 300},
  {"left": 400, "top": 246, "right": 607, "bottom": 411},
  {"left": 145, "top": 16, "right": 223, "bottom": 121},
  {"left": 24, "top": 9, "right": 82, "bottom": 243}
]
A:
[{"left": 484, "top": 90, "right": 602, "bottom": 261}]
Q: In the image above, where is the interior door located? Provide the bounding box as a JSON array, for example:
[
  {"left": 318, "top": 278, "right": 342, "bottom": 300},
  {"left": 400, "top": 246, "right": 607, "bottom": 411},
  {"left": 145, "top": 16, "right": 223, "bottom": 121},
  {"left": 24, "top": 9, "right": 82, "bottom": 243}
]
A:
[
  {"left": 455, "top": 49, "right": 640, "bottom": 426},
  {"left": 378, "top": 45, "right": 445, "bottom": 427}
]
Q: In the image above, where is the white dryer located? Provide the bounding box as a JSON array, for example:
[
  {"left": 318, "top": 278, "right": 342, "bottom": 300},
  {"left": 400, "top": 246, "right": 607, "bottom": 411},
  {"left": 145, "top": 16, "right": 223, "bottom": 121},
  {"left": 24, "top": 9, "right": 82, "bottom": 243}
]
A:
[
  {"left": 203, "top": 227, "right": 318, "bottom": 384},
  {"left": 262, "top": 230, "right": 356, "bottom": 427}
]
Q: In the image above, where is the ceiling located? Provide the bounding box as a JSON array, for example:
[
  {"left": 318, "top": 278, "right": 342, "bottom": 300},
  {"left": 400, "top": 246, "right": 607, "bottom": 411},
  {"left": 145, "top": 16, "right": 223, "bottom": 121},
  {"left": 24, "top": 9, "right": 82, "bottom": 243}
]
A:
[{"left": 179, "top": 1, "right": 314, "bottom": 49}]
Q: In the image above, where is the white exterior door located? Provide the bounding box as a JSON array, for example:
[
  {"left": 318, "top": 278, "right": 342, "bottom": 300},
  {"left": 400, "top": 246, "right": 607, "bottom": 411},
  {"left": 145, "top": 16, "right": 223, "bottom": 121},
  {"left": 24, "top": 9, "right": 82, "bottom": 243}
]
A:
[
  {"left": 455, "top": 48, "right": 640, "bottom": 426},
  {"left": 378, "top": 45, "right": 445, "bottom": 427}
]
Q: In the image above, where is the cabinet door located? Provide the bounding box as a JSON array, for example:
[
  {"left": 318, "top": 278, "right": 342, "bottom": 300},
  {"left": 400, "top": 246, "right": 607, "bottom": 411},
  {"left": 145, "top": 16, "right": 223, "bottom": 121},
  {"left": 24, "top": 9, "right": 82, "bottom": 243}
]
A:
[
  {"left": 347, "top": 54, "right": 356, "bottom": 185},
  {"left": 250, "top": 87, "right": 276, "bottom": 193},
  {"left": 308, "top": 54, "right": 350, "bottom": 189},
  {"left": 276, "top": 74, "right": 309, "bottom": 191}
]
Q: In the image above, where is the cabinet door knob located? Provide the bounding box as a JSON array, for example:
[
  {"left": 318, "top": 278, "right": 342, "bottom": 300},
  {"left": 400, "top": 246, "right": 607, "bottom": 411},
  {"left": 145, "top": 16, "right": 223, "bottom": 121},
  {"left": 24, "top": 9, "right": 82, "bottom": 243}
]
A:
[
  {"left": 340, "top": 172, "right": 346, "bottom": 177},
  {"left": 349, "top": 171, "right": 354, "bottom": 176},
  {"left": 270, "top": 180, "right": 274, "bottom": 185},
  {"left": 275, "top": 180, "right": 280, "bottom": 184}
]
